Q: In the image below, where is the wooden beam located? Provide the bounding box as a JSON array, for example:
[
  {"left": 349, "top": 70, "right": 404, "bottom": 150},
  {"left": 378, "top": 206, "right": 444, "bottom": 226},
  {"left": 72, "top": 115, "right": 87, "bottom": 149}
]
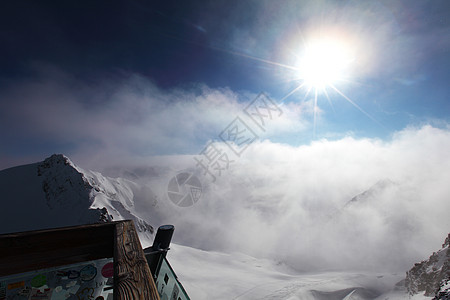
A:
[
  {"left": 0, "top": 222, "right": 115, "bottom": 277},
  {"left": 114, "top": 220, "right": 160, "bottom": 300}
]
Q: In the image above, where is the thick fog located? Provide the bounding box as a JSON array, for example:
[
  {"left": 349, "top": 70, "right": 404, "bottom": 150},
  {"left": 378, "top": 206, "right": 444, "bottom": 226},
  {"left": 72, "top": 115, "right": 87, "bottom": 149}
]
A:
[{"left": 147, "top": 127, "right": 450, "bottom": 273}]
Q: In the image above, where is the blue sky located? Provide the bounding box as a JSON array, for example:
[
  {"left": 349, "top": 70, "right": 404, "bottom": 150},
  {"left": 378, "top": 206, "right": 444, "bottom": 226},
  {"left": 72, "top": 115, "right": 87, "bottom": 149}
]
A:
[{"left": 0, "top": 0, "right": 449, "bottom": 170}]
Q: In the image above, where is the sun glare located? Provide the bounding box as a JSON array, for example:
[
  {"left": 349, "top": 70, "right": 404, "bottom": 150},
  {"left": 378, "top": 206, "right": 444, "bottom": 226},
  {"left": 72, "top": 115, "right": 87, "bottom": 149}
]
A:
[
  {"left": 296, "top": 38, "right": 353, "bottom": 90},
  {"left": 224, "top": 31, "right": 379, "bottom": 136}
]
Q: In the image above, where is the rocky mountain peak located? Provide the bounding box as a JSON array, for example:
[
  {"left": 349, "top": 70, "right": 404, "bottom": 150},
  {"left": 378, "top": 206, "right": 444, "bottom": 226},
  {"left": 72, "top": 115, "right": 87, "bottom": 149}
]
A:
[
  {"left": 38, "top": 154, "right": 93, "bottom": 210},
  {"left": 443, "top": 233, "right": 450, "bottom": 248},
  {"left": 405, "top": 232, "right": 450, "bottom": 298}
]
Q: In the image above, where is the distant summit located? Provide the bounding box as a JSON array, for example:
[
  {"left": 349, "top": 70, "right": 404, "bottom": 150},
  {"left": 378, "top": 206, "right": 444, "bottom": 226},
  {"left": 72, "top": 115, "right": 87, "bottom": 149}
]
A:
[
  {"left": 0, "top": 154, "right": 154, "bottom": 241},
  {"left": 405, "top": 233, "right": 450, "bottom": 298},
  {"left": 38, "top": 154, "right": 103, "bottom": 214},
  {"left": 345, "top": 178, "right": 397, "bottom": 207}
]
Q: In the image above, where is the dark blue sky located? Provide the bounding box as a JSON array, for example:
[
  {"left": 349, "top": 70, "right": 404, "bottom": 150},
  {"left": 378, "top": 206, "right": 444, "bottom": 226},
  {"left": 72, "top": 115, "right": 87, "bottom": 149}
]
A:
[
  {"left": 0, "top": 0, "right": 273, "bottom": 89},
  {"left": 1, "top": 0, "right": 449, "bottom": 169},
  {"left": 2, "top": 1, "right": 446, "bottom": 91}
]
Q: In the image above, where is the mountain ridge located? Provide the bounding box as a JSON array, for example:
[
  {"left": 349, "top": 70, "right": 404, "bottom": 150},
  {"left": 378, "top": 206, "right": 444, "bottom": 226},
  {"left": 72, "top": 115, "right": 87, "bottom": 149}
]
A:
[{"left": 0, "top": 154, "right": 154, "bottom": 242}]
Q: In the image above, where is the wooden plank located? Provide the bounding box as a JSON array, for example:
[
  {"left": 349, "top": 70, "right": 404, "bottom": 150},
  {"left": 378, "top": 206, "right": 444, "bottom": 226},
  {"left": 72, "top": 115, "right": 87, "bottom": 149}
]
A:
[
  {"left": 114, "top": 220, "right": 160, "bottom": 300},
  {"left": 0, "top": 222, "right": 115, "bottom": 276}
]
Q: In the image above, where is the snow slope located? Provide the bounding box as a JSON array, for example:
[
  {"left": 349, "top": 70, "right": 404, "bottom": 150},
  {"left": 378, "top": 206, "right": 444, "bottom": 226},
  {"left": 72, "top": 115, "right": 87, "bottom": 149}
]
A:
[{"left": 167, "top": 243, "right": 430, "bottom": 300}]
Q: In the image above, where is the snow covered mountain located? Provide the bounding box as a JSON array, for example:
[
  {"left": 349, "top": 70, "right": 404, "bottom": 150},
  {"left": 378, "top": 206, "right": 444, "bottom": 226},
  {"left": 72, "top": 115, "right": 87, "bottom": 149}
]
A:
[
  {"left": 0, "top": 154, "right": 154, "bottom": 241},
  {"left": 344, "top": 179, "right": 397, "bottom": 208},
  {"left": 2, "top": 154, "right": 448, "bottom": 299},
  {"left": 405, "top": 233, "right": 450, "bottom": 298}
]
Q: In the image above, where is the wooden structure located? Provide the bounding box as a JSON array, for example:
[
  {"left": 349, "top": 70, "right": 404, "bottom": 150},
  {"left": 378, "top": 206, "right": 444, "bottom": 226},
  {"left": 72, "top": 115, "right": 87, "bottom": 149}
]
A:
[{"left": 0, "top": 220, "right": 160, "bottom": 300}]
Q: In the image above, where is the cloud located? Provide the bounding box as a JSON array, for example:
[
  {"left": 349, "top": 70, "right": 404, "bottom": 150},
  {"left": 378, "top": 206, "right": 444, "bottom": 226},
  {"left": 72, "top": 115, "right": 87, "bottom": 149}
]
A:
[
  {"left": 0, "top": 66, "right": 308, "bottom": 170},
  {"left": 145, "top": 125, "right": 450, "bottom": 273}
]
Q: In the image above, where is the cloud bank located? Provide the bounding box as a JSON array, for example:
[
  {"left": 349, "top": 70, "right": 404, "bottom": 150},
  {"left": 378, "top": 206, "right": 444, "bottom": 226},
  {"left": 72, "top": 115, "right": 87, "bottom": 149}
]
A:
[
  {"left": 146, "top": 125, "right": 450, "bottom": 273},
  {"left": 0, "top": 66, "right": 307, "bottom": 170}
]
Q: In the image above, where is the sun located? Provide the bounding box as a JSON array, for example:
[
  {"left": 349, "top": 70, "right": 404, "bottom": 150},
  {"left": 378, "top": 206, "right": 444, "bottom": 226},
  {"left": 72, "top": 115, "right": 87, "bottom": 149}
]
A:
[
  {"left": 218, "top": 31, "right": 379, "bottom": 135},
  {"left": 295, "top": 37, "right": 354, "bottom": 90}
]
